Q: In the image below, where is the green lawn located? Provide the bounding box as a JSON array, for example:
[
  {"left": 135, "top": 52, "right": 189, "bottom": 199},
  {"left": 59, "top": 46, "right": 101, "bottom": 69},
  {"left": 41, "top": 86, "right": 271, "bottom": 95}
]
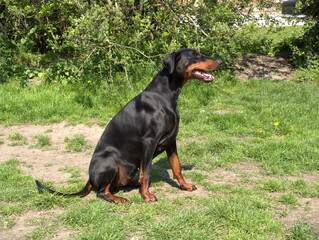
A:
[{"left": 1, "top": 73, "right": 319, "bottom": 239}]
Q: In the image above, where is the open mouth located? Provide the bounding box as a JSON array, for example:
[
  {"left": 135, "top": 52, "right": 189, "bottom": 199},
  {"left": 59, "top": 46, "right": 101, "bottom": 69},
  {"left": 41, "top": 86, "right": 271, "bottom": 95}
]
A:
[{"left": 192, "top": 70, "right": 215, "bottom": 82}]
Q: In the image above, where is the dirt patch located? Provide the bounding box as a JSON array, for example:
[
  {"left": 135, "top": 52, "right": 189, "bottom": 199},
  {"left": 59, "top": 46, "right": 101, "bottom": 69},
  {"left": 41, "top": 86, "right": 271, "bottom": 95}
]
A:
[
  {"left": 204, "top": 161, "right": 267, "bottom": 187},
  {"left": 277, "top": 197, "right": 319, "bottom": 233},
  {"left": 1, "top": 209, "right": 75, "bottom": 240},
  {"left": 209, "top": 168, "right": 241, "bottom": 186},
  {"left": 0, "top": 122, "right": 104, "bottom": 185},
  {"left": 235, "top": 161, "right": 265, "bottom": 174},
  {"left": 163, "top": 181, "right": 210, "bottom": 200},
  {"left": 235, "top": 54, "right": 294, "bottom": 80}
]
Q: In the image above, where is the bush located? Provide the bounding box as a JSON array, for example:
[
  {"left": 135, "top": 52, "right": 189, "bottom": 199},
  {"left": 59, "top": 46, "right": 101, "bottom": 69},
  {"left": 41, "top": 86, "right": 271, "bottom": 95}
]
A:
[
  {"left": 3, "top": 0, "right": 318, "bottom": 85},
  {"left": 0, "top": 35, "right": 28, "bottom": 84},
  {"left": 1, "top": 0, "right": 264, "bottom": 85}
]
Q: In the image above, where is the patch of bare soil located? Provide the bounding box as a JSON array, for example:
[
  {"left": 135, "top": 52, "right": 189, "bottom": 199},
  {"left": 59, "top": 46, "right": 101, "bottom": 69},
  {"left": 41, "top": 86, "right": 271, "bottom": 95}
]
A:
[
  {"left": 0, "top": 122, "right": 104, "bottom": 185},
  {"left": 203, "top": 161, "right": 266, "bottom": 187},
  {"left": 279, "top": 198, "right": 319, "bottom": 233},
  {"left": 1, "top": 209, "right": 75, "bottom": 240},
  {"left": 235, "top": 54, "right": 294, "bottom": 80}
]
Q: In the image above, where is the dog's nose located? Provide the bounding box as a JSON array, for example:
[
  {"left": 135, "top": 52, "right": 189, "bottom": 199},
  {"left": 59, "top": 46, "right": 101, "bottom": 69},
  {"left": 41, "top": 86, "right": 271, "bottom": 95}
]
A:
[{"left": 217, "top": 59, "right": 223, "bottom": 66}]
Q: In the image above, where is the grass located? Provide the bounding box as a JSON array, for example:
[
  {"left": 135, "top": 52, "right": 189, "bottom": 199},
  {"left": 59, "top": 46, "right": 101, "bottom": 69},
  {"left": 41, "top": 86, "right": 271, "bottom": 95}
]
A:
[
  {"left": 0, "top": 159, "right": 288, "bottom": 239},
  {"left": 8, "top": 132, "right": 28, "bottom": 146},
  {"left": 1, "top": 63, "right": 319, "bottom": 238},
  {"left": 287, "top": 220, "right": 315, "bottom": 240},
  {"left": 279, "top": 193, "right": 299, "bottom": 206},
  {"left": 32, "top": 134, "right": 52, "bottom": 149},
  {"left": 0, "top": 67, "right": 155, "bottom": 126},
  {"left": 64, "top": 134, "right": 88, "bottom": 152},
  {"left": 59, "top": 166, "right": 83, "bottom": 184}
]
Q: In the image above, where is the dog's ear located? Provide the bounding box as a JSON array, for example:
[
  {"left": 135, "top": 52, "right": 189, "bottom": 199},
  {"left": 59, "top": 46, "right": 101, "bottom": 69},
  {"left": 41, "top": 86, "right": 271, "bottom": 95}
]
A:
[{"left": 162, "top": 51, "right": 180, "bottom": 74}]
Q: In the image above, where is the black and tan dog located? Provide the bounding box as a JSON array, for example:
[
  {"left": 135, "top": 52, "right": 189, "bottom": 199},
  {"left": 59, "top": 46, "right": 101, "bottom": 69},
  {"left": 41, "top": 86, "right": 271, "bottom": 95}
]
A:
[{"left": 36, "top": 49, "right": 222, "bottom": 204}]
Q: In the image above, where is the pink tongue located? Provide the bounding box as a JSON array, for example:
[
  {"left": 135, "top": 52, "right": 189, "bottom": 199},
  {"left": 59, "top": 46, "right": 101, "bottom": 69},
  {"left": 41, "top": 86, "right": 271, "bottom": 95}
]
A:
[{"left": 194, "top": 71, "right": 214, "bottom": 81}]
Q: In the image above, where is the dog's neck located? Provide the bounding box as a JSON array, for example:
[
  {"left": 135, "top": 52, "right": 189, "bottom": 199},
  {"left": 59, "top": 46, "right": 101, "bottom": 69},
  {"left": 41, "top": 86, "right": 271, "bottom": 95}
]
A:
[{"left": 144, "top": 68, "right": 183, "bottom": 104}]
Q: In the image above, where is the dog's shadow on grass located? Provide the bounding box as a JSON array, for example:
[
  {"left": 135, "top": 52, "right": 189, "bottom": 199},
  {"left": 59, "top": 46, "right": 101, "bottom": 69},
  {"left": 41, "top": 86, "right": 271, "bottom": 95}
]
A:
[{"left": 114, "top": 157, "right": 195, "bottom": 193}]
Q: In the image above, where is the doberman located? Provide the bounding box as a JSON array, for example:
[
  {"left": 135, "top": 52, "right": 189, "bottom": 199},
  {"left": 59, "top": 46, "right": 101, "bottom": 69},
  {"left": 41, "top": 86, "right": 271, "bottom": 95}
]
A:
[{"left": 35, "top": 49, "right": 222, "bottom": 204}]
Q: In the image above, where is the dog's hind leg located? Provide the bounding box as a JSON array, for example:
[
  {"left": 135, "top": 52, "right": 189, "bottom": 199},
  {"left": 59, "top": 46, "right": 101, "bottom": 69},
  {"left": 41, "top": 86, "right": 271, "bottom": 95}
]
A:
[
  {"left": 97, "top": 184, "right": 128, "bottom": 204},
  {"left": 91, "top": 154, "right": 129, "bottom": 204},
  {"left": 139, "top": 138, "right": 158, "bottom": 202}
]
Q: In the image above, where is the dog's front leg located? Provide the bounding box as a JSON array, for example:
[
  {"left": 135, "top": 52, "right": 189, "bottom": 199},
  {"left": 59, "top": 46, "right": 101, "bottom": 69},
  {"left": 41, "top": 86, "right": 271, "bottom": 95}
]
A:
[
  {"left": 166, "top": 141, "right": 197, "bottom": 191},
  {"left": 139, "top": 138, "right": 157, "bottom": 202}
]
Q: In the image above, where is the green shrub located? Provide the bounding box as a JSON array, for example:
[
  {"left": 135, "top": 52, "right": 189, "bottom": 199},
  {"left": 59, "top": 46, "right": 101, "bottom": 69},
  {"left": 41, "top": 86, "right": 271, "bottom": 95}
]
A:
[
  {"left": 1, "top": 0, "right": 272, "bottom": 85},
  {"left": 293, "top": 56, "right": 319, "bottom": 83}
]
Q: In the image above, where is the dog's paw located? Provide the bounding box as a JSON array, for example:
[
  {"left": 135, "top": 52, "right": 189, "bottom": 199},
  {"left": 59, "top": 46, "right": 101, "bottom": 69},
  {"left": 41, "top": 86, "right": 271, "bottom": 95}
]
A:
[
  {"left": 180, "top": 182, "right": 197, "bottom": 191},
  {"left": 114, "top": 196, "right": 129, "bottom": 205},
  {"left": 142, "top": 192, "right": 158, "bottom": 202}
]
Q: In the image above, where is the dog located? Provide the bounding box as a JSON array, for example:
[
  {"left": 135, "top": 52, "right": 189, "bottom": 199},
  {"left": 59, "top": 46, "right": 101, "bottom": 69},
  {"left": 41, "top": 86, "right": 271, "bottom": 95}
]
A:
[{"left": 36, "top": 48, "right": 222, "bottom": 204}]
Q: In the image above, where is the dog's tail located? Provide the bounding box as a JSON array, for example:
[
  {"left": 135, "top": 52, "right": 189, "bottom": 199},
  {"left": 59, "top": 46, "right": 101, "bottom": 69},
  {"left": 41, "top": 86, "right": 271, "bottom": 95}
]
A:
[{"left": 35, "top": 180, "right": 93, "bottom": 198}]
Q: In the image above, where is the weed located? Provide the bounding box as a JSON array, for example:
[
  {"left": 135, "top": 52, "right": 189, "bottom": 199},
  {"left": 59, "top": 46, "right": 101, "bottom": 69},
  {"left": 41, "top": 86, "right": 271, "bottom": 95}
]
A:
[
  {"left": 44, "top": 163, "right": 53, "bottom": 167},
  {"left": 33, "top": 134, "right": 52, "bottom": 149},
  {"left": 286, "top": 220, "right": 314, "bottom": 240},
  {"left": 58, "top": 166, "right": 83, "bottom": 184},
  {"left": 279, "top": 193, "right": 299, "bottom": 206},
  {"left": 25, "top": 225, "right": 57, "bottom": 240},
  {"left": 64, "top": 134, "right": 87, "bottom": 152},
  {"left": 0, "top": 216, "right": 15, "bottom": 230},
  {"left": 258, "top": 179, "right": 287, "bottom": 192},
  {"left": 8, "top": 132, "right": 28, "bottom": 146},
  {"left": 290, "top": 179, "right": 313, "bottom": 197}
]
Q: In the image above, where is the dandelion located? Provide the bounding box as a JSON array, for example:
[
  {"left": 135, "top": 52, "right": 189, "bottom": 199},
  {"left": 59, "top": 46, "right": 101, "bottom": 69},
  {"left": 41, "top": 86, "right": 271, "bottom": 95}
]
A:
[
  {"left": 274, "top": 122, "right": 279, "bottom": 127},
  {"left": 88, "top": 80, "right": 92, "bottom": 83},
  {"left": 290, "top": 127, "right": 295, "bottom": 131}
]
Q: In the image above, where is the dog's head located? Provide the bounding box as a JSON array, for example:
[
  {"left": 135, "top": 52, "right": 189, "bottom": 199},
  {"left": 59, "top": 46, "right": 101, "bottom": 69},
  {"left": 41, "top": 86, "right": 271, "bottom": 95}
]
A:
[{"left": 162, "top": 49, "right": 222, "bottom": 84}]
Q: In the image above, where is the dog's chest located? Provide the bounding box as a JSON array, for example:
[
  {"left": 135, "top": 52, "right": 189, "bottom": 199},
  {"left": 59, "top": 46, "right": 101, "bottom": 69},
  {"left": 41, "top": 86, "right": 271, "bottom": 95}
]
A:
[{"left": 155, "top": 119, "right": 179, "bottom": 156}]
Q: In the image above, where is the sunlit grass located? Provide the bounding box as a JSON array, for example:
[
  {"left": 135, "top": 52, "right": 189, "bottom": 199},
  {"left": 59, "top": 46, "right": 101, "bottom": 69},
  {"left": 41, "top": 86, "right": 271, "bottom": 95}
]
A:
[{"left": 1, "top": 69, "right": 319, "bottom": 238}]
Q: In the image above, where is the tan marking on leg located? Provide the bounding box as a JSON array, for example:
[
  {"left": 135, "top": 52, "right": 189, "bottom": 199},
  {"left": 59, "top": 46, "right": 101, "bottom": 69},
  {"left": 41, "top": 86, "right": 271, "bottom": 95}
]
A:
[{"left": 104, "top": 184, "right": 128, "bottom": 205}]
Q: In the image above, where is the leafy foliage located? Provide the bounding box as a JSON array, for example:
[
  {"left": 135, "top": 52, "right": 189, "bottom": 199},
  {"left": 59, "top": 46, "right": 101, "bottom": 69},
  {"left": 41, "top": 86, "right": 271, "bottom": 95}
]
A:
[
  {"left": 0, "top": 0, "right": 267, "bottom": 85},
  {"left": 1, "top": 0, "right": 319, "bottom": 85}
]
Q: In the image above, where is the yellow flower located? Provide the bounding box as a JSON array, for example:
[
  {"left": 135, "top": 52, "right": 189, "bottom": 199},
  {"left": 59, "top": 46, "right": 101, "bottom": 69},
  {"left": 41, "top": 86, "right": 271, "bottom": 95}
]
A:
[
  {"left": 88, "top": 80, "right": 92, "bottom": 83},
  {"left": 274, "top": 122, "right": 279, "bottom": 127},
  {"left": 290, "top": 127, "right": 295, "bottom": 131}
]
